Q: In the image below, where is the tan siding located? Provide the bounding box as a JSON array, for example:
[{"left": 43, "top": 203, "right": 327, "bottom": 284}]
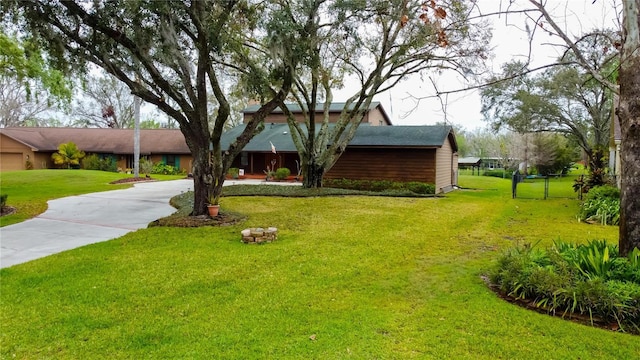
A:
[
  {"left": 0, "top": 134, "right": 34, "bottom": 171},
  {"left": 34, "top": 153, "right": 52, "bottom": 169},
  {"left": 435, "top": 137, "right": 454, "bottom": 192},
  {"left": 326, "top": 148, "right": 436, "bottom": 183},
  {"left": 364, "top": 108, "right": 389, "bottom": 126},
  {"left": 180, "top": 155, "right": 194, "bottom": 173}
]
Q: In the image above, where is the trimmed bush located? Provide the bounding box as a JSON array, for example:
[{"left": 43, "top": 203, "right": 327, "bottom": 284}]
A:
[
  {"left": 483, "top": 169, "right": 508, "bottom": 178},
  {"left": 82, "top": 154, "right": 117, "bottom": 172},
  {"left": 151, "top": 162, "right": 182, "bottom": 175},
  {"left": 405, "top": 182, "right": 435, "bottom": 194},
  {"left": 324, "top": 178, "right": 435, "bottom": 195},
  {"left": 488, "top": 240, "right": 640, "bottom": 334},
  {"left": 0, "top": 194, "right": 7, "bottom": 208},
  {"left": 274, "top": 167, "right": 290, "bottom": 180}
]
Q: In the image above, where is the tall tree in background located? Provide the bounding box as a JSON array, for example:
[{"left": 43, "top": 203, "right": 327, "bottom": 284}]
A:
[
  {"left": 72, "top": 72, "right": 135, "bottom": 128},
  {"left": 481, "top": 46, "right": 613, "bottom": 168},
  {"left": 3, "top": 0, "right": 300, "bottom": 215},
  {"left": 0, "top": 32, "right": 71, "bottom": 127},
  {"left": 278, "top": 0, "right": 490, "bottom": 188},
  {"left": 525, "top": 0, "right": 639, "bottom": 256}
]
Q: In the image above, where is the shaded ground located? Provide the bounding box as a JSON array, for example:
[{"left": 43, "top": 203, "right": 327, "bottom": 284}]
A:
[
  {"left": 0, "top": 206, "right": 17, "bottom": 217},
  {"left": 149, "top": 211, "right": 247, "bottom": 227}
]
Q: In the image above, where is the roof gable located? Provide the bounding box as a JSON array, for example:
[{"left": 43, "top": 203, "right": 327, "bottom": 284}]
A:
[{"left": 242, "top": 101, "right": 393, "bottom": 125}]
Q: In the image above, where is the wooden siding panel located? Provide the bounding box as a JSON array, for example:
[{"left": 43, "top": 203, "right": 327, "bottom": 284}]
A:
[
  {"left": 326, "top": 148, "right": 436, "bottom": 183},
  {"left": 435, "top": 136, "right": 455, "bottom": 192},
  {"left": 33, "top": 152, "right": 51, "bottom": 169}
]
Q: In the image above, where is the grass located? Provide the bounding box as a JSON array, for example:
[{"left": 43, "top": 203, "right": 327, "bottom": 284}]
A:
[
  {"left": 1, "top": 172, "right": 637, "bottom": 359},
  {"left": 0, "top": 169, "right": 184, "bottom": 226}
]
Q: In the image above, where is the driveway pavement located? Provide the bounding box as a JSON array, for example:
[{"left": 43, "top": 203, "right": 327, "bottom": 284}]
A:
[{"left": 0, "top": 178, "right": 289, "bottom": 268}]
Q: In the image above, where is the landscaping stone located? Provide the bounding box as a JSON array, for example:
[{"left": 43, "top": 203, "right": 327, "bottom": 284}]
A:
[{"left": 241, "top": 227, "right": 278, "bottom": 244}]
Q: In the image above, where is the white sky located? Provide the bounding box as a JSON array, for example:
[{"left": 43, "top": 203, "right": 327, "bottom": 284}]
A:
[{"left": 332, "top": 0, "right": 620, "bottom": 132}]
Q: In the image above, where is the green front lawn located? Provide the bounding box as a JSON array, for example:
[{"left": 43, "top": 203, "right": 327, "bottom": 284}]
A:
[{"left": 1, "top": 173, "right": 636, "bottom": 359}]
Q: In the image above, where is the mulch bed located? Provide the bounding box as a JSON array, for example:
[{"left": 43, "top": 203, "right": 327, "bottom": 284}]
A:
[
  {"left": 149, "top": 211, "right": 246, "bottom": 228},
  {"left": 110, "top": 177, "right": 157, "bottom": 184},
  {"left": 0, "top": 206, "right": 17, "bottom": 217}
]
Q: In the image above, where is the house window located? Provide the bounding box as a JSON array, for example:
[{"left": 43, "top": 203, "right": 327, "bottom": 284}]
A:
[
  {"left": 241, "top": 152, "right": 248, "bottom": 166},
  {"left": 165, "top": 155, "right": 176, "bottom": 167}
]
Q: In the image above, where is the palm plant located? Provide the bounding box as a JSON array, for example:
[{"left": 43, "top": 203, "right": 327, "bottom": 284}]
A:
[{"left": 51, "top": 142, "right": 85, "bottom": 169}]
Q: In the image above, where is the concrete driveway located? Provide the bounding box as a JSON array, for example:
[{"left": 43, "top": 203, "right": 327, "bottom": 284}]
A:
[
  {"left": 0, "top": 178, "right": 298, "bottom": 268},
  {"left": 0, "top": 179, "right": 195, "bottom": 268}
]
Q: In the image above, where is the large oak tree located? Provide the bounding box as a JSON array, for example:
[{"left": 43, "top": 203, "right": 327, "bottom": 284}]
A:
[
  {"left": 277, "top": 0, "right": 490, "bottom": 188},
  {"left": 2, "top": 0, "right": 300, "bottom": 215}
]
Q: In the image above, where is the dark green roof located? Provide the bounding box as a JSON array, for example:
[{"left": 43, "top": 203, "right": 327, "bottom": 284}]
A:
[
  {"left": 221, "top": 124, "right": 456, "bottom": 152},
  {"left": 346, "top": 125, "right": 454, "bottom": 148},
  {"left": 221, "top": 124, "right": 299, "bottom": 152}
]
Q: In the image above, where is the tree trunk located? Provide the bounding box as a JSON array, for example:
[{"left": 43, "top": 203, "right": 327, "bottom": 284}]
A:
[
  {"left": 618, "top": 0, "right": 640, "bottom": 256},
  {"left": 191, "top": 148, "right": 214, "bottom": 216},
  {"left": 302, "top": 160, "right": 324, "bottom": 188},
  {"left": 618, "top": 57, "right": 640, "bottom": 256}
]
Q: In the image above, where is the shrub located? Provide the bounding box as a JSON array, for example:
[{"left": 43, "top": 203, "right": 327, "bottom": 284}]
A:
[
  {"left": 151, "top": 162, "right": 182, "bottom": 175},
  {"left": 489, "top": 240, "right": 640, "bottom": 334},
  {"left": 82, "top": 154, "right": 117, "bottom": 172},
  {"left": 228, "top": 167, "right": 240, "bottom": 179},
  {"left": 0, "top": 194, "right": 7, "bottom": 208},
  {"left": 483, "top": 169, "right": 508, "bottom": 178},
  {"left": 139, "top": 158, "right": 154, "bottom": 175},
  {"left": 324, "top": 178, "right": 435, "bottom": 195},
  {"left": 274, "top": 167, "right": 291, "bottom": 180},
  {"left": 578, "top": 186, "right": 620, "bottom": 225},
  {"left": 405, "top": 182, "right": 435, "bottom": 194}
]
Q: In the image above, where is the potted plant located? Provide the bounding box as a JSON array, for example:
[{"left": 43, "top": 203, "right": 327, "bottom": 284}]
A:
[{"left": 207, "top": 193, "right": 220, "bottom": 217}]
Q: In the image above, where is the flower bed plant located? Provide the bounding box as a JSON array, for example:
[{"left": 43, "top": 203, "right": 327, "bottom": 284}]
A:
[
  {"left": 578, "top": 185, "right": 620, "bottom": 225},
  {"left": 488, "top": 240, "right": 640, "bottom": 334}
]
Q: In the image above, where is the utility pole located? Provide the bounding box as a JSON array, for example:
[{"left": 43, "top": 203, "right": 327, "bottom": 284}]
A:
[{"left": 133, "top": 95, "right": 140, "bottom": 178}]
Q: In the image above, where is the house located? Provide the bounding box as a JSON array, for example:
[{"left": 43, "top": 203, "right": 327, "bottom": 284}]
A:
[
  {"left": 224, "top": 102, "right": 459, "bottom": 193},
  {"left": 242, "top": 101, "right": 393, "bottom": 126},
  {"left": 0, "top": 127, "right": 192, "bottom": 172}
]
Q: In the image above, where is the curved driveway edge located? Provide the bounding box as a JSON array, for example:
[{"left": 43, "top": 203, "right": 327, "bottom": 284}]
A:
[{"left": 0, "top": 179, "right": 194, "bottom": 269}]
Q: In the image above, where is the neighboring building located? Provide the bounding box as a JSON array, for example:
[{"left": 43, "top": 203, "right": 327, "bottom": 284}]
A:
[
  {"left": 242, "top": 101, "right": 393, "bottom": 126},
  {"left": 224, "top": 103, "right": 459, "bottom": 193},
  {"left": 0, "top": 127, "right": 192, "bottom": 172},
  {"left": 458, "top": 157, "right": 482, "bottom": 175}
]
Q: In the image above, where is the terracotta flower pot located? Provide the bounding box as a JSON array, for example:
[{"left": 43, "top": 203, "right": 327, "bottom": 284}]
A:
[{"left": 207, "top": 204, "right": 220, "bottom": 217}]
